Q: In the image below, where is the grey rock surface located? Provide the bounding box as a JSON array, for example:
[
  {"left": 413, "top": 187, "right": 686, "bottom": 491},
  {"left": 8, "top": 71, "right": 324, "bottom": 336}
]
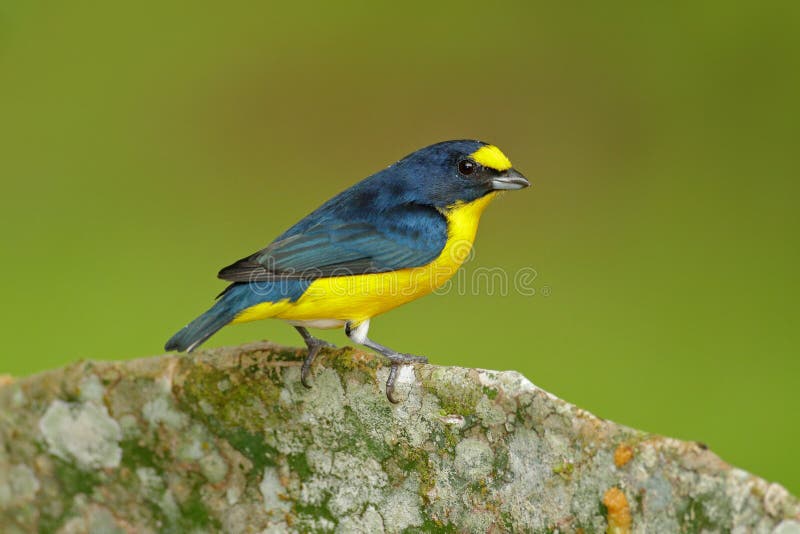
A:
[{"left": 0, "top": 342, "right": 797, "bottom": 533}]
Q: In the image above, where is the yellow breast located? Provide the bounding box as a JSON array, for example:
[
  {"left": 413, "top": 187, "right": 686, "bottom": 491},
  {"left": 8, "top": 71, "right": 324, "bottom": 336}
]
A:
[{"left": 232, "top": 192, "right": 498, "bottom": 325}]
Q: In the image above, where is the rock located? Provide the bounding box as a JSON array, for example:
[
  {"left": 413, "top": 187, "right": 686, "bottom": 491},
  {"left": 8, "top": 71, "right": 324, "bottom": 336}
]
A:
[{"left": 0, "top": 341, "right": 797, "bottom": 533}]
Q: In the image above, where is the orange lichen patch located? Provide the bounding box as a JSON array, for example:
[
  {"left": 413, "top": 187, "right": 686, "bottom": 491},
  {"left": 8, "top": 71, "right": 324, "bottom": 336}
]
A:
[
  {"left": 0, "top": 374, "right": 14, "bottom": 387},
  {"left": 614, "top": 444, "right": 634, "bottom": 467},
  {"left": 603, "top": 487, "right": 632, "bottom": 534}
]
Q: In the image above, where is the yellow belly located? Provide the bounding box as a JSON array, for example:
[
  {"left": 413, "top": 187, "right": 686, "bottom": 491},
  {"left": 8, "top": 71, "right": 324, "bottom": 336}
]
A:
[{"left": 231, "top": 192, "right": 498, "bottom": 326}]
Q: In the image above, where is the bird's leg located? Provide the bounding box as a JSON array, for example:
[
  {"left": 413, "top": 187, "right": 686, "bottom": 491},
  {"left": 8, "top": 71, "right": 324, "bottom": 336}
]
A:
[
  {"left": 294, "top": 326, "right": 334, "bottom": 388},
  {"left": 345, "top": 320, "right": 427, "bottom": 403}
]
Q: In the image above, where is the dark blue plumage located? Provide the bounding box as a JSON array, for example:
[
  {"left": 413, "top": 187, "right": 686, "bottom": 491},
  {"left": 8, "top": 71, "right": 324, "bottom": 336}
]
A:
[{"left": 218, "top": 140, "right": 489, "bottom": 282}]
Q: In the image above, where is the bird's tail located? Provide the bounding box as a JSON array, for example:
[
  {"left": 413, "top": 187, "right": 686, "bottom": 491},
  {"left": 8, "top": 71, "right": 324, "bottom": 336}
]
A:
[
  {"left": 165, "top": 279, "right": 311, "bottom": 352},
  {"left": 164, "top": 292, "right": 240, "bottom": 352}
]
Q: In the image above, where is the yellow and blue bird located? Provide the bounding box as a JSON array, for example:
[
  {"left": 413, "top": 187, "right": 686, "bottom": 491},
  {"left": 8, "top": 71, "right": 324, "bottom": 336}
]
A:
[{"left": 165, "top": 140, "right": 529, "bottom": 401}]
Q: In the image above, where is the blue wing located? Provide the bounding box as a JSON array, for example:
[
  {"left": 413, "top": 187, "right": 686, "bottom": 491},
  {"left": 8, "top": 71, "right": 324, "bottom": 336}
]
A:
[{"left": 218, "top": 202, "right": 447, "bottom": 282}]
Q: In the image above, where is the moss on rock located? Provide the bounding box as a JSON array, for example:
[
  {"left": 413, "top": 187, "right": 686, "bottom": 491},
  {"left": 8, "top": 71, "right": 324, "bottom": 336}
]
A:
[{"left": 0, "top": 341, "right": 797, "bottom": 533}]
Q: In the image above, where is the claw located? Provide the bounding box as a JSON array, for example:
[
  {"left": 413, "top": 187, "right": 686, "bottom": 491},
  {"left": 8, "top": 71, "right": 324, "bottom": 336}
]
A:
[
  {"left": 402, "top": 354, "right": 428, "bottom": 364},
  {"left": 385, "top": 363, "right": 400, "bottom": 403},
  {"left": 294, "top": 326, "right": 334, "bottom": 389},
  {"left": 300, "top": 343, "right": 322, "bottom": 388},
  {"left": 383, "top": 354, "right": 427, "bottom": 403}
]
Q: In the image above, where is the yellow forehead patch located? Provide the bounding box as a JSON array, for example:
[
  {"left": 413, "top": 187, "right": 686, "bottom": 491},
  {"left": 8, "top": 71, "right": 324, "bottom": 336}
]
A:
[{"left": 470, "top": 144, "right": 512, "bottom": 171}]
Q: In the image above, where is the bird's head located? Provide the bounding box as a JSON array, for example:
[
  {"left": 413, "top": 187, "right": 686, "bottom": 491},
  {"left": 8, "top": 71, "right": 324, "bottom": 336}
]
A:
[{"left": 386, "top": 140, "right": 529, "bottom": 208}]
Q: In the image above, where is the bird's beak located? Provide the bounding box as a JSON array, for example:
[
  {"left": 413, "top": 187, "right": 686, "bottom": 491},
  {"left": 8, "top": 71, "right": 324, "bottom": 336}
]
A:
[{"left": 491, "top": 168, "right": 530, "bottom": 190}]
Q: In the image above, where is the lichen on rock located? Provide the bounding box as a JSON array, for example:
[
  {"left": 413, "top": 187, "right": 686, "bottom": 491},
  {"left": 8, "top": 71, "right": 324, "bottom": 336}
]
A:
[
  {"left": 0, "top": 341, "right": 796, "bottom": 533},
  {"left": 39, "top": 398, "right": 122, "bottom": 470}
]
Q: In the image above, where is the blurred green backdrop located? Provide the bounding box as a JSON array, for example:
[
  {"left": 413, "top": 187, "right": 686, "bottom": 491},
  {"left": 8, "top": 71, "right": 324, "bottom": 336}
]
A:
[{"left": 1, "top": 2, "right": 798, "bottom": 493}]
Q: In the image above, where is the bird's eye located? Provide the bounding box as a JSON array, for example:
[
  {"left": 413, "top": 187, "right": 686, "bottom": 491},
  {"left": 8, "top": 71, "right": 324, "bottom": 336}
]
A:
[{"left": 458, "top": 159, "right": 476, "bottom": 176}]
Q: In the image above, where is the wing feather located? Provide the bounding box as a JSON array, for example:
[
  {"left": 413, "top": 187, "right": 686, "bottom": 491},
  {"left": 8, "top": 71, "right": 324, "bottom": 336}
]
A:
[{"left": 218, "top": 204, "right": 447, "bottom": 282}]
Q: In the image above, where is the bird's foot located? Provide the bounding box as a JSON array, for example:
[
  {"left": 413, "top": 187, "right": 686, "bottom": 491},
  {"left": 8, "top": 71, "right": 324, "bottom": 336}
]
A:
[
  {"left": 300, "top": 338, "right": 332, "bottom": 388},
  {"left": 384, "top": 353, "right": 428, "bottom": 403},
  {"left": 390, "top": 353, "right": 428, "bottom": 364}
]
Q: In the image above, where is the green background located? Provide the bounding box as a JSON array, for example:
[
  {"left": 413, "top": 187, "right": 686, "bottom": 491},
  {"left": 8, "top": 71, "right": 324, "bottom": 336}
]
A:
[{"left": 2, "top": 3, "right": 798, "bottom": 493}]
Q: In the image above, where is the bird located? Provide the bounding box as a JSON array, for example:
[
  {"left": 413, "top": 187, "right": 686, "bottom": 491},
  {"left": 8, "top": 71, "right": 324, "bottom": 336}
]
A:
[{"left": 165, "top": 140, "right": 530, "bottom": 402}]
